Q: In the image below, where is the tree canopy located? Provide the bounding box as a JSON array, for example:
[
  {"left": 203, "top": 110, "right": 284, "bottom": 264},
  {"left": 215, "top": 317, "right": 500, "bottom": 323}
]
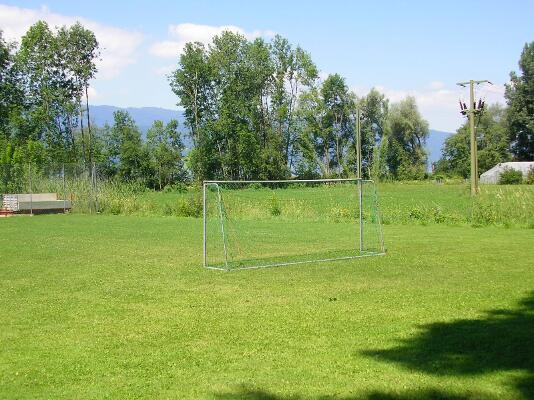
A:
[
  {"left": 505, "top": 41, "right": 534, "bottom": 161},
  {"left": 9, "top": 22, "right": 534, "bottom": 188}
]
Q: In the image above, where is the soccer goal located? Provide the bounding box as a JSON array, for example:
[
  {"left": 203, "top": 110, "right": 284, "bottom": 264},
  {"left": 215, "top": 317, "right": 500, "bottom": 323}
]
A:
[{"left": 202, "top": 178, "right": 385, "bottom": 271}]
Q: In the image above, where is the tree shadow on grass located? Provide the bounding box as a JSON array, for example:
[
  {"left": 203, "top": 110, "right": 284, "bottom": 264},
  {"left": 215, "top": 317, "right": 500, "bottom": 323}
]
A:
[
  {"left": 213, "top": 385, "right": 496, "bottom": 400},
  {"left": 213, "top": 294, "right": 534, "bottom": 400},
  {"left": 363, "top": 292, "right": 534, "bottom": 399}
]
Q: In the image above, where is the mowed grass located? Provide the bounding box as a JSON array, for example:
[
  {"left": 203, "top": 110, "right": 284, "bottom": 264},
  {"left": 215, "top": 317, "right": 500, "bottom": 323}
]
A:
[{"left": 1, "top": 214, "right": 534, "bottom": 399}]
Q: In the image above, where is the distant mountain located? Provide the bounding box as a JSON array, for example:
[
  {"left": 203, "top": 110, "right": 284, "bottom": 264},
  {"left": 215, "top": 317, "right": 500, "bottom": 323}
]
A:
[
  {"left": 90, "top": 105, "right": 453, "bottom": 168},
  {"left": 89, "top": 105, "right": 185, "bottom": 133},
  {"left": 426, "top": 129, "right": 453, "bottom": 169}
]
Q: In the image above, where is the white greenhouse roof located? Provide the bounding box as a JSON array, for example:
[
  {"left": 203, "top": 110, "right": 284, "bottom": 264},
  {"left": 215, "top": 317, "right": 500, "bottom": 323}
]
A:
[{"left": 480, "top": 161, "right": 534, "bottom": 184}]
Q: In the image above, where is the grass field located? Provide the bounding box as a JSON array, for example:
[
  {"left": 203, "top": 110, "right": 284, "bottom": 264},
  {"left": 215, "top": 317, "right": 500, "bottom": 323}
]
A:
[{"left": 1, "top": 210, "right": 533, "bottom": 399}]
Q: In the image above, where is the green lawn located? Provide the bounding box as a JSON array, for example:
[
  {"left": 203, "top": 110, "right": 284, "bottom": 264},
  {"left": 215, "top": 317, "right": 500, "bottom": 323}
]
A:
[{"left": 1, "top": 214, "right": 533, "bottom": 399}]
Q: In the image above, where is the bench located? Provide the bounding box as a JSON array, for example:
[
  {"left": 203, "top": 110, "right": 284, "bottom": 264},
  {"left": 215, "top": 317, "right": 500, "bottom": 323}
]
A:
[{"left": 2, "top": 193, "right": 72, "bottom": 214}]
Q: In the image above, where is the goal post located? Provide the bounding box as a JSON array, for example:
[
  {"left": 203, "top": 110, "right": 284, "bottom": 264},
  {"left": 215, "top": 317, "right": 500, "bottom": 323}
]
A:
[{"left": 202, "top": 178, "right": 385, "bottom": 271}]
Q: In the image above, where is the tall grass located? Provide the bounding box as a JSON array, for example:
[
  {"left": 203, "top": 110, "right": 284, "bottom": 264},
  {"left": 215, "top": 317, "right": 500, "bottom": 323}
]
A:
[{"left": 8, "top": 173, "right": 534, "bottom": 228}]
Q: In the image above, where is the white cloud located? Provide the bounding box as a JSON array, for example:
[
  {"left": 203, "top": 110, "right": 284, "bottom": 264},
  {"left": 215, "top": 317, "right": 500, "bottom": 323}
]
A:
[
  {"left": 150, "top": 23, "right": 275, "bottom": 58},
  {"left": 153, "top": 64, "right": 175, "bottom": 77},
  {"left": 86, "top": 86, "right": 98, "bottom": 100},
  {"left": 429, "top": 81, "right": 446, "bottom": 90},
  {"left": 353, "top": 82, "right": 506, "bottom": 132},
  {"left": 0, "top": 4, "right": 144, "bottom": 79}
]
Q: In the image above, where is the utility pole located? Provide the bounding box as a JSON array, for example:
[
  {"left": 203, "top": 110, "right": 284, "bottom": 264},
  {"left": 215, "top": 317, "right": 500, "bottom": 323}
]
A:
[{"left": 456, "top": 79, "right": 491, "bottom": 196}]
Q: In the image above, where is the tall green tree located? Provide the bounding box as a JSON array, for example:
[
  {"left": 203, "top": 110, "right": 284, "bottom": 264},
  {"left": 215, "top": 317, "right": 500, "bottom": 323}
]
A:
[
  {"left": 146, "top": 119, "right": 186, "bottom": 189},
  {"left": 385, "top": 96, "right": 429, "bottom": 179},
  {"left": 59, "top": 22, "right": 99, "bottom": 164},
  {"left": 358, "top": 88, "right": 389, "bottom": 178},
  {"left": 170, "top": 31, "right": 318, "bottom": 181},
  {"left": 0, "top": 30, "right": 18, "bottom": 140},
  {"left": 296, "top": 74, "right": 355, "bottom": 177},
  {"left": 106, "top": 110, "right": 148, "bottom": 182},
  {"left": 505, "top": 41, "right": 534, "bottom": 161},
  {"left": 271, "top": 35, "right": 318, "bottom": 170},
  {"left": 12, "top": 21, "right": 99, "bottom": 163}
]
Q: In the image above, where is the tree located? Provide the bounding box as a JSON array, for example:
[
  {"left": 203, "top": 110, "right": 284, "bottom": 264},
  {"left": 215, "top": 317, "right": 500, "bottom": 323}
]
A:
[
  {"left": 170, "top": 31, "right": 318, "bottom": 181},
  {"left": 385, "top": 96, "right": 429, "bottom": 179},
  {"left": 437, "top": 104, "right": 511, "bottom": 177},
  {"left": 295, "top": 74, "right": 355, "bottom": 177},
  {"left": 505, "top": 42, "right": 534, "bottom": 161},
  {"left": 358, "top": 88, "right": 389, "bottom": 178},
  {"left": 0, "top": 30, "right": 18, "bottom": 139},
  {"left": 146, "top": 119, "right": 186, "bottom": 189},
  {"left": 106, "top": 110, "right": 147, "bottom": 182},
  {"left": 59, "top": 22, "right": 99, "bottom": 164},
  {"left": 12, "top": 21, "right": 99, "bottom": 163},
  {"left": 271, "top": 35, "right": 318, "bottom": 170}
]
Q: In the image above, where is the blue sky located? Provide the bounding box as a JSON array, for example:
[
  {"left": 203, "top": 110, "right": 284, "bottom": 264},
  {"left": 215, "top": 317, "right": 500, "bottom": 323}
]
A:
[{"left": 1, "top": 0, "right": 533, "bottom": 131}]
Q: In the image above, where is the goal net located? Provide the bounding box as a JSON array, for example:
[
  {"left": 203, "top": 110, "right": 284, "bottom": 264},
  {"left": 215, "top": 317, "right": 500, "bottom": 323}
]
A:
[{"left": 203, "top": 179, "right": 385, "bottom": 271}]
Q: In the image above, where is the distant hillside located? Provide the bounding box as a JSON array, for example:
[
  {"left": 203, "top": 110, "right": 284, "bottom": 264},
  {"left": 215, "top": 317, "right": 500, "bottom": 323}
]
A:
[
  {"left": 89, "top": 105, "right": 184, "bottom": 133},
  {"left": 426, "top": 129, "right": 453, "bottom": 168},
  {"left": 90, "top": 105, "right": 452, "bottom": 167}
]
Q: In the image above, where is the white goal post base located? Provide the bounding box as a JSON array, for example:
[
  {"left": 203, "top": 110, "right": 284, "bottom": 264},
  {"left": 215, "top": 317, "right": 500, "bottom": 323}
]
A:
[{"left": 202, "top": 179, "right": 385, "bottom": 271}]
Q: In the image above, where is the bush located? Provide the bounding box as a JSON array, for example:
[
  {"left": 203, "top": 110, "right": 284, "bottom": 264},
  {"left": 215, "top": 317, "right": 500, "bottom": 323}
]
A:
[
  {"left": 498, "top": 167, "right": 523, "bottom": 185},
  {"left": 175, "top": 194, "right": 202, "bottom": 217},
  {"left": 269, "top": 194, "right": 281, "bottom": 216},
  {"left": 163, "top": 182, "right": 188, "bottom": 193},
  {"left": 525, "top": 166, "right": 534, "bottom": 185}
]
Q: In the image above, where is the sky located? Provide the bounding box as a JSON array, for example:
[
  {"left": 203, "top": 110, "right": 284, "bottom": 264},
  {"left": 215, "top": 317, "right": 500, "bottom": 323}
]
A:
[{"left": 1, "top": 0, "right": 533, "bottom": 132}]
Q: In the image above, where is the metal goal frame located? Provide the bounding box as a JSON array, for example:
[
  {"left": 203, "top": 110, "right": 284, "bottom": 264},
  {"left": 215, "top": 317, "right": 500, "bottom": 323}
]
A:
[{"left": 202, "top": 178, "right": 385, "bottom": 271}]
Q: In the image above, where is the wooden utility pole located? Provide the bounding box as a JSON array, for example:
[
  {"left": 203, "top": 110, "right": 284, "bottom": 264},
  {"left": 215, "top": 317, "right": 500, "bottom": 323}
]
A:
[{"left": 456, "top": 80, "right": 491, "bottom": 196}]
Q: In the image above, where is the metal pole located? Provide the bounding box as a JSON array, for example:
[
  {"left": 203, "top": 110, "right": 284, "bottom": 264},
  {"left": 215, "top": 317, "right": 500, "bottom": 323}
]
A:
[
  {"left": 203, "top": 182, "right": 207, "bottom": 268},
  {"left": 92, "top": 163, "right": 98, "bottom": 213},
  {"left": 356, "top": 108, "right": 363, "bottom": 252},
  {"left": 203, "top": 178, "right": 359, "bottom": 184},
  {"left": 215, "top": 184, "right": 229, "bottom": 270},
  {"left": 29, "top": 163, "right": 33, "bottom": 215},
  {"left": 356, "top": 108, "right": 362, "bottom": 180},
  {"left": 62, "top": 163, "right": 66, "bottom": 213}
]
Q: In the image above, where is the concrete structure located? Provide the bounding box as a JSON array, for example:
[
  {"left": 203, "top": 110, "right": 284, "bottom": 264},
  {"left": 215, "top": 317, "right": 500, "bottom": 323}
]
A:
[
  {"left": 480, "top": 161, "right": 534, "bottom": 184},
  {"left": 1, "top": 193, "right": 71, "bottom": 213}
]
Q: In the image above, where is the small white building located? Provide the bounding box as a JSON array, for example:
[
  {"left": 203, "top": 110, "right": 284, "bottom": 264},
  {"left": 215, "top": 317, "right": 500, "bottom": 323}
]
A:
[{"left": 480, "top": 161, "right": 534, "bottom": 184}]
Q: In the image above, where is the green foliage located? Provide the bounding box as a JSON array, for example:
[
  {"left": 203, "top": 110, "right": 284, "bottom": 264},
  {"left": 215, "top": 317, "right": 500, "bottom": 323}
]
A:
[
  {"left": 505, "top": 41, "right": 534, "bottom": 161},
  {"left": 437, "top": 104, "right": 512, "bottom": 178},
  {"left": 170, "top": 31, "right": 318, "bottom": 181},
  {"left": 296, "top": 74, "right": 356, "bottom": 177},
  {"left": 11, "top": 21, "right": 99, "bottom": 163},
  {"left": 269, "top": 193, "right": 282, "bottom": 216},
  {"left": 104, "top": 110, "right": 150, "bottom": 182},
  {"left": 525, "top": 166, "right": 534, "bottom": 184},
  {"left": 146, "top": 119, "right": 186, "bottom": 189},
  {"left": 174, "top": 193, "right": 203, "bottom": 217},
  {"left": 163, "top": 182, "right": 188, "bottom": 193},
  {"left": 385, "top": 96, "right": 429, "bottom": 179},
  {"left": 498, "top": 167, "right": 523, "bottom": 184}
]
